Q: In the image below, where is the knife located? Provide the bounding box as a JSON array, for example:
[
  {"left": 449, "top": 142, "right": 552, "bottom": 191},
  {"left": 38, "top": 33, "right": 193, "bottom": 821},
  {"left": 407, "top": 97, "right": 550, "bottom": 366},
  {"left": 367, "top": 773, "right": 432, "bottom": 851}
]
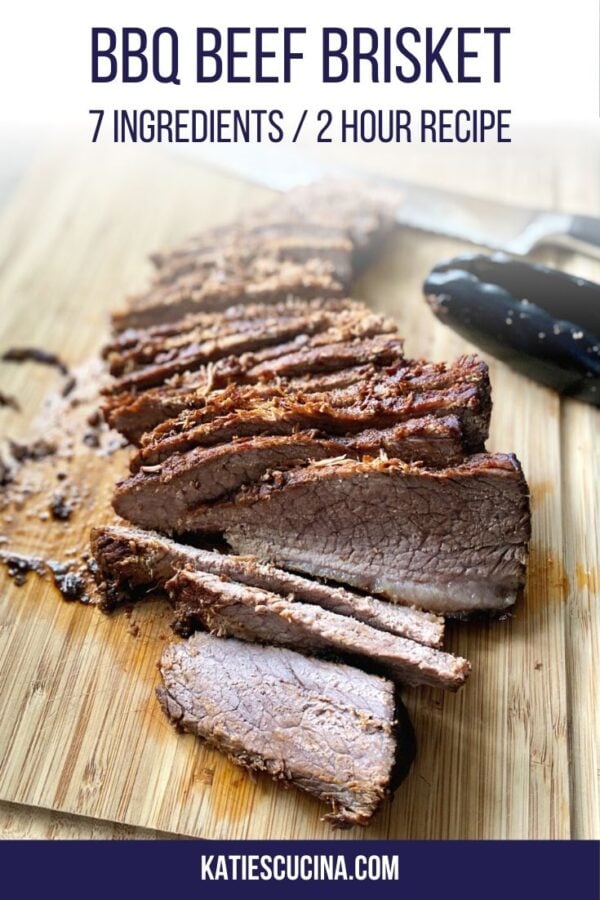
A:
[{"left": 174, "top": 143, "right": 600, "bottom": 259}]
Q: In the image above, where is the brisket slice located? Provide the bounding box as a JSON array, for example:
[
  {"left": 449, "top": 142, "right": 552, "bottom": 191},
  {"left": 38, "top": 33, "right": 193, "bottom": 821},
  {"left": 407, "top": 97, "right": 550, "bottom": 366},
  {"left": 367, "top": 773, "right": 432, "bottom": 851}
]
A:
[
  {"left": 165, "top": 570, "right": 470, "bottom": 690},
  {"left": 90, "top": 524, "right": 445, "bottom": 647},
  {"left": 107, "top": 304, "right": 392, "bottom": 379},
  {"left": 103, "top": 297, "right": 364, "bottom": 364},
  {"left": 106, "top": 314, "right": 398, "bottom": 395},
  {"left": 103, "top": 363, "right": 379, "bottom": 444},
  {"left": 148, "top": 182, "right": 396, "bottom": 289},
  {"left": 132, "top": 356, "right": 488, "bottom": 468},
  {"left": 140, "top": 354, "right": 487, "bottom": 441},
  {"left": 102, "top": 337, "right": 406, "bottom": 443},
  {"left": 150, "top": 226, "right": 355, "bottom": 289},
  {"left": 114, "top": 422, "right": 467, "bottom": 528},
  {"left": 112, "top": 258, "right": 344, "bottom": 332},
  {"left": 161, "top": 454, "right": 531, "bottom": 615},
  {"left": 157, "top": 633, "right": 414, "bottom": 827}
]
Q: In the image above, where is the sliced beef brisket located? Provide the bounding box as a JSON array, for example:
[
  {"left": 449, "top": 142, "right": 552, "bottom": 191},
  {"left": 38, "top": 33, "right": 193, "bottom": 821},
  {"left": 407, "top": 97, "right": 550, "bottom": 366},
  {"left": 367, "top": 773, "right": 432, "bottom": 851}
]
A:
[
  {"left": 102, "top": 335, "right": 407, "bottom": 443},
  {"left": 164, "top": 569, "right": 470, "bottom": 690},
  {"left": 90, "top": 524, "right": 445, "bottom": 647},
  {"left": 114, "top": 421, "right": 468, "bottom": 529},
  {"left": 104, "top": 297, "right": 364, "bottom": 370},
  {"left": 157, "top": 633, "right": 413, "bottom": 827},
  {"left": 134, "top": 454, "right": 530, "bottom": 615},
  {"left": 107, "top": 304, "right": 394, "bottom": 381},
  {"left": 130, "top": 354, "right": 489, "bottom": 467},
  {"left": 82, "top": 183, "right": 536, "bottom": 828},
  {"left": 102, "top": 363, "right": 381, "bottom": 444}
]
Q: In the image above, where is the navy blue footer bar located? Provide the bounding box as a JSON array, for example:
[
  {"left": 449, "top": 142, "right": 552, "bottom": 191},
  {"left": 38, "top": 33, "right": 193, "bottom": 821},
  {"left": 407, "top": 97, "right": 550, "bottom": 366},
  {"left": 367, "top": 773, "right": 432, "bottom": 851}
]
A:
[{"left": 0, "top": 839, "right": 598, "bottom": 900}]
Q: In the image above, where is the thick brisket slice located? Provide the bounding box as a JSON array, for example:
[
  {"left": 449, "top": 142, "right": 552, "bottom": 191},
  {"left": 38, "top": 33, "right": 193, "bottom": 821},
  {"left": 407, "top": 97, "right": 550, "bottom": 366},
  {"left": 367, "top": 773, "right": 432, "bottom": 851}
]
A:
[
  {"left": 157, "top": 633, "right": 413, "bottom": 827},
  {"left": 165, "top": 454, "right": 530, "bottom": 615},
  {"left": 165, "top": 570, "right": 470, "bottom": 690},
  {"left": 90, "top": 524, "right": 445, "bottom": 647},
  {"left": 114, "top": 421, "right": 467, "bottom": 528}
]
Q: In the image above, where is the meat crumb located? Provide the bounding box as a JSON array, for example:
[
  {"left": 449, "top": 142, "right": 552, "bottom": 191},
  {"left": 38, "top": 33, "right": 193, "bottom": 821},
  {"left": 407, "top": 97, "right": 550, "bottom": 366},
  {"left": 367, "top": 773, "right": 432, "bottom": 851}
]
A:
[
  {"left": 61, "top": 375, "right": 77, "bottom": 397},
  {"left": 49, "top": 566, "right": 87, "bottom": 602},
  {"left": 0, "top": 551, "right": 47, "bottom": 586},
  {"left": 2, "top": 346, "right": 69, "bottom": 376},
  {"left": 1, "top": 551, "right": 93, "bottom": 603},
  {"left": 0, "top": 456, "right": 13, "bottom": 486},
  {"left": 49, "top": 491, "right": 74, "bottom": 521},
  {"left": 0, "top": 391, "right": 20, "bottom": 411},
  {"left": 83, "top": 431, "right": 100, "bottom": 448},
  {"left": 9, "top": 438, "right": 57, "bottom": 462}
]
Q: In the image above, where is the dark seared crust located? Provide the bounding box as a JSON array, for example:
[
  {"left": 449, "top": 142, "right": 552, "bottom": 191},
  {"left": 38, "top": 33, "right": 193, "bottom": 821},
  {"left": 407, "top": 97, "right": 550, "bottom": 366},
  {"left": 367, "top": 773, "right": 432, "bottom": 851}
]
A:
[
  {"left": 102, "top": 337, "right": 407, "bottom": 444},
  {"left": 102, "top": 363, "right": 380, "bottom": 445},
  {"left": 164, "top": 569, "right": 471, "bottom": 690},
  {"left": 134, "top": 453, "right": 530, "bottom": 616},
  {"left": 156, "top": 632, "right": 414, "bottom": 827},
  {"left": 90, "top": 524, "right": 445, "bottom": 647},
  {"left": 106, "top": 308, "right": 396, "bottom": 394},
  {"left": 129, "top": 355, "right": 489, "bottom": 468},
  {"left": 104, "top": 298, "right": 365, "bottom": 370}
]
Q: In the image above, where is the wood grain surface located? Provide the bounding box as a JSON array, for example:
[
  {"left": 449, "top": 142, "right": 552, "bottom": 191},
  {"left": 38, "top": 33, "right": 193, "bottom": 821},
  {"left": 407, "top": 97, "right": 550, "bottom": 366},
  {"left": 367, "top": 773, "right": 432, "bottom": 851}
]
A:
[{"left": 0, "top": 135, "right": 597, "bottom": 839}]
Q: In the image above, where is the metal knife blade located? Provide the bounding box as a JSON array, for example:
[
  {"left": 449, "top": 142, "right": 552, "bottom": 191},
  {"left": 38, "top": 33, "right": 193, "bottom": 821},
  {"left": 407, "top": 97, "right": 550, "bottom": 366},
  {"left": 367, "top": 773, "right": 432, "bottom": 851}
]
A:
[{"left": 173, "top": 143, "right": 600, "bottom": 259}]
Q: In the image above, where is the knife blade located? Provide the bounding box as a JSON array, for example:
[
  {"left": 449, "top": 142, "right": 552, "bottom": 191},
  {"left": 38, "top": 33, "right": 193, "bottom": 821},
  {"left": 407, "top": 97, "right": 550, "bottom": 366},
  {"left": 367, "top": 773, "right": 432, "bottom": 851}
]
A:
[{"left": 173, "top": 143, "right": 600, "bottom": 259}]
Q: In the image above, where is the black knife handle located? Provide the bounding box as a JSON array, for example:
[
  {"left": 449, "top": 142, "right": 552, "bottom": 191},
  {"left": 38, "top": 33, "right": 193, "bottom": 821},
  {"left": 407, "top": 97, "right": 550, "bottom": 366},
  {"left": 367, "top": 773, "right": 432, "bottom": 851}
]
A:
[{"left": 568, "top": 214, "right": 600, "bottom": 249}]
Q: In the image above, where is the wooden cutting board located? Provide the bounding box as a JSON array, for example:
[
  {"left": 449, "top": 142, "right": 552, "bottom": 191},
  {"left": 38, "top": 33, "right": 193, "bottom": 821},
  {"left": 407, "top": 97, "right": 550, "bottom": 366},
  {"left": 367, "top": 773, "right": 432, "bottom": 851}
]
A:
[{"left": 0, "top": 139, "right": 597, "bottom": 840}]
